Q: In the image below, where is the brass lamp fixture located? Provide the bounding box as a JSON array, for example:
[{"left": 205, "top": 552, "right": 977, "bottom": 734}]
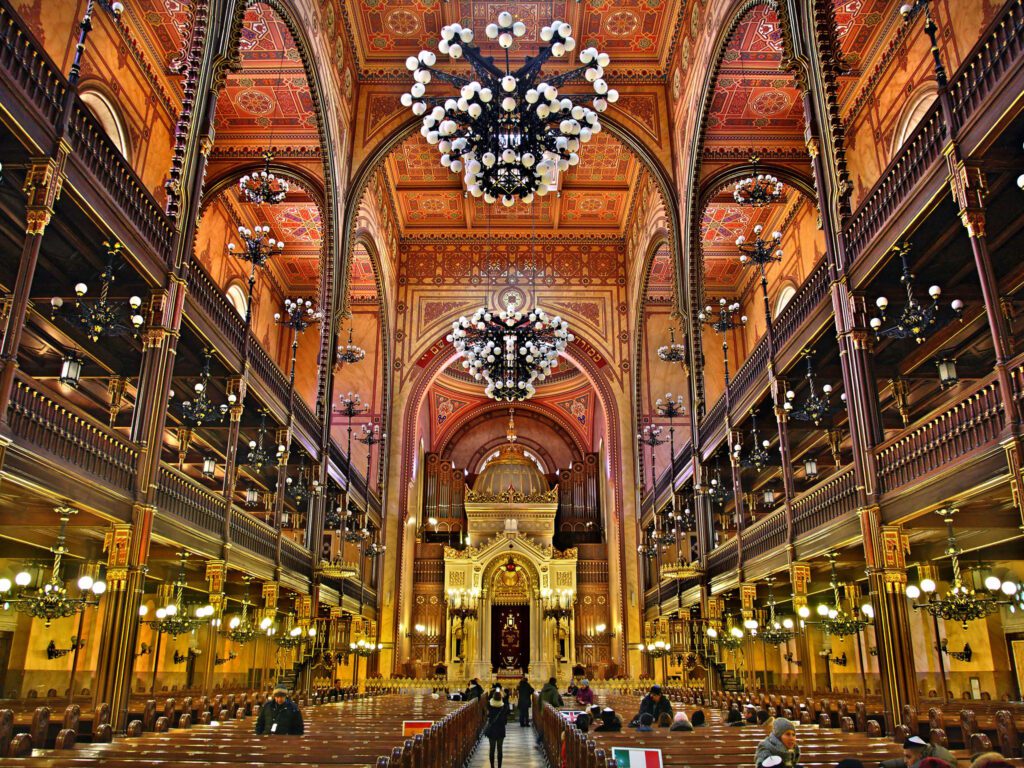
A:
[
  {"left": 799, "top": 552, "right": 871, "bottom": 637},
  {"left": 541, "top": 587, "right": 575, "bottom": 625},
  {"left": 733, "top": 157, "right": 783, "bottom": 207},
  {"left": 142, "top": 554, "right": 211, "bottom": 638},
  {"left": 640, "top": 638, "right": 672, "bottom": 658},
  {"left": 758, "top": 577, "right": 798, "bottom": 646},
  {"left": 735, "top": 409, "right": 772, "bottom": 472},
  {"left": 657, "top": 325, "right": 687, "bottom": 364},
  {"left": 905, "top": 507, "right": 1017, "bottom": 628},
  {"left": 222, "top": 597, "right": 264, "bottom": 645},
  {"left": 783, "top": 350, "right": 838, "bottom": 427},
  {"left": 0, "top": 507, "right": 106, "bottom": 627},
  {"left": 50, "top": 242, "right": 145, "bottom": 343},
  {"left": 336, "top": 327, "right": 366, "bottom": 365},
  {"left": 707, "top": 614, "right": 746, "bottom": 651},
  {"left": 178, "top": 350, "right": 234, "bottom": 427}
]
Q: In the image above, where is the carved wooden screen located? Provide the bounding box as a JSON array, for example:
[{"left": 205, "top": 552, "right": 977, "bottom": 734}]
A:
[
  {"left": 556, "top": 453, "right": 601, "bottom": 546},
  {"left": 423, "top": 453, "right": 465, "bottom": 543}
]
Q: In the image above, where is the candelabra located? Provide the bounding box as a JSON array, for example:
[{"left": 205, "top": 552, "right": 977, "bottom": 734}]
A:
[
  {"left": 638, "top": 424, "right": 667, "bottom": 495},
  {"left": 707, "top": 459, "right": 731, "bottom": 507},
  {"left": 783, "top": 350, "right": 836, "bottom": 427},
  {"left": 177, "top": 350, "right": 233, "bottom": 427},
  {"left": 285, "top": 455, "right": 317, "bottom": 508},
  {"left": 238, "top": 151, "right": 290, "bottom": 205},
  {"left": 228, "top": 225, "right": 284, "bottom": 325},
  {"left": 141, "top": 555, "right": 211, "bottom": 638},
  {"left": 246, "top": 411, "right": 283, "bottom": 472},
  {"left": 50, "top": 242, "right": 145, "bottom": 343},
  {"left": 541, "top": 587, "right": 575, "bottom": 625},
  {"left": 222, "top": 599, "right": 264, "bottom": 645},
  {"left": 905, "top": 508, "right": 1017, "bottom": 628},
  {"left": 734, "top": 409, "right": 773, "bottom": 472},
  {"left": 350, "top": 638, "right": 382, "bottom": 658},
  {"left": 446, "top": 588, "right": 480, "bottom": 629},
  {"left": 276, "top": 615, "right": 316, "bottom": 650},
  {"left": 47, "top": 637, "right": 84, "bottom": 660},
  {"left": 733, "top": 157, "right": 783, "bottom": 207},
  {"left": 707, "top": 616, "right": 746, "bottom": 652},
  {"left": 799, "top": 553, "right": 871, "bottom": 637},
  {"left": 640, "top": 639, "right": 672, "bottom": 658},
  {"left": 758, "top": 577, "right": 798, "bottom": 646},
  {"left": 657, "top": 326, "right": 687, "bottom": 364},
  {"left": 0, "top": 507, "right": 106, "bottom": 627},
  {"left": 870, "top": 243, "right": 963, "bottom": 344},
  {"left": 336, "top": 327, "right": 366, "bottom": 365},
  {"left": 698, "top": 298, "right": 747, "bottom": 388}
]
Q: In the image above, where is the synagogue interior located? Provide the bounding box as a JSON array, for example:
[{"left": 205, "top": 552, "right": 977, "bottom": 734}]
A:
[{"left": 0, "top": 0, "right": 1022, "bottom": 765}]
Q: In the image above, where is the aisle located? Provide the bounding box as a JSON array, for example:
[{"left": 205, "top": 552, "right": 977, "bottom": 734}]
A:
[{"left": 469, "top": 718, "right": 546, "bottom": 768}]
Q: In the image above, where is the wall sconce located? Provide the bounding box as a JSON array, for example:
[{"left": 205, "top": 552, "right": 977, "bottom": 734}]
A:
[
  {"left": 136, "top": 642, "right": 151, "bottom": 658},
  {"left": 938, "top": 638, "right": 972, "bottom": 662},
  {"left": 59, "top": 353, "right": 84, "bottom": 388},
  {"left": 47, "top": 637, "right": 85, "bottom": 660},
  {"left": 202, "top": 456, "right": 217, "bottom": 478},
  {"left": 803, "top": 457, "right": 819, "bottom": 481},
  {"left": 414, "top": 623, "right": 426, "bottom": 634},
  {"left": 935, "top": 357, "right": 958, "bottom": 388},
  {"left": 783, "top": 651, "right": 802, "bottom": 667}
]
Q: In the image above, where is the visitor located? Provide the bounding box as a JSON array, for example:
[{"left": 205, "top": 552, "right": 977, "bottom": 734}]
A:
[
  {"left": 969, "top": 754, "right": 1014, "bottom": 768},
  {"left": 566, "top": 678, "right": 580, "bottom": 697},
  {"left": 465, "top": 678, "right": 485, "bottom": 701},
  {"left": 575, "top": 678, "right": 595, "bottom": 706},
  {"left": 727, "top": 708, "right": 744, "bottom": 726},
  {"left": 594, "top": 707, "right": 622, "bottom": 732},
  {"left": 690, "top": 709, "right": 706, "bottom": 727},
  {"left": 880, "top": 736, "right": 956, "bottom": 768},
  {"left": 255, "top": 688, "right": 304, "bottom": 736},
  {"left": 669, "top": 711, "right": 693, "bottom": 732},
  {"left": 754, "top": 716, "right": 800, "bottom": 768},
  {"left": 657, "top": 711, "right": 673, "bottom": 728},
  {"left": 539, "top": 677, "right": 564, "bottom": 708},
  {"left": 516, "top": 675, "right": 534, "bottom": 726},
  {"left": 575, "top": 712, "right": 592, "bottom": 733},
  {"left": 636, "top": 712, "right": 655, "bottom": 732},
  {"left": 484, "top": 688, "right": 509, "bottom": 768},
  {"left": 638, "top": 684, "right": 673, "bottom": 720}
]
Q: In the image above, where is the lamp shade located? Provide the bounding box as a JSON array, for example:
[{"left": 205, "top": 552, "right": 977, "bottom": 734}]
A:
[
  {"left": 202, "top": 456, "right": 217, "bottom": 478},
  {"left": 59, "top": 354, "right": 84, "bottom": 388}
]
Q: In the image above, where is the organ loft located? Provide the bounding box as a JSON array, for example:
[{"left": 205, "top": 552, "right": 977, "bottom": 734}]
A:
[{"left": 0, "top": 0, "right": 1021, "bottom": 765}]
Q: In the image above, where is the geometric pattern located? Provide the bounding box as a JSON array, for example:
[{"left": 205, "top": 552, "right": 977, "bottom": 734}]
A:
[{"left": 274, "top": 205, "right": 323, "bottom": 242}]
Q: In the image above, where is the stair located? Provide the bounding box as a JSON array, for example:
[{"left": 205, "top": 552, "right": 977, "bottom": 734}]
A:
[
  {"left": 715, "top": 663, "right": 744, "bottom": 693},
  {"left": 276, "top": 662, "right": 303, "bottom": 691}
]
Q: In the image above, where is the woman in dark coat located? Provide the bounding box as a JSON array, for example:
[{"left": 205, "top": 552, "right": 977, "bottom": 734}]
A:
[
  {"left": 484, "top": 689, "right": 510, "bottom": 768},
  {"left": 516, "top": 676, "right": 534, "bottom": 726}
]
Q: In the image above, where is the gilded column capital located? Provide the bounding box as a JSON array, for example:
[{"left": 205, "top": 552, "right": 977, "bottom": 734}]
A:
[{"left": 806, "top": 137, "right": 821, "bottom": 159}]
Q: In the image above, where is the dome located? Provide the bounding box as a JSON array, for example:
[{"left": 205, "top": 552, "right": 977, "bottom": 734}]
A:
[{"left": 470, "top": 442, "right": 551, "bottom": 499}]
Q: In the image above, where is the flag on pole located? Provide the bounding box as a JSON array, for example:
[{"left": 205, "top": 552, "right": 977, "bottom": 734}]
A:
[{"left": 611, "top": 747, "right": 664, "bottom": 768}]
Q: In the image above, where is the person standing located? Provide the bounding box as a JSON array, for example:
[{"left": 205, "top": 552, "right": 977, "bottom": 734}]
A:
[
  {"left": 254, "top": 688, "right": 304, "bottom": 735},
  {"left": 516, "top": 675, "right": 534, "bottom": 726},
  {"left": 464, "top": 678, "right": 485, "bottom": 701},
  {"left": 538, "top": 677, "right": 563, "bottom": 708},
  {"left": 484, "top": 688, "right": 509, "bottom": 768}
]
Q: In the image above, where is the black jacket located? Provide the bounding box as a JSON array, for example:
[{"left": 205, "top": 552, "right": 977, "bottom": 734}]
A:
[
  {"left": 638, "top": 694, "right": 673, "bottom": 720},
  {"left": 465, "top": 683, "right": 484, "bottom": 701},
  {"left": 516, "top": 680, "right": 534, "bottom": 710},
  {"left": 484, "top": 700, "right": 509, "bottom": 740},
  {"left": 255, "top": 698, "right": 304, "bottom": 735}
]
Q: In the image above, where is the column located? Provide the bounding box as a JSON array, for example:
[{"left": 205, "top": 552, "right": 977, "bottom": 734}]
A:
[
  {"left": 273, "top": 426, "right": 292, "bottom": 568},
  {"left": 862, "top": 515, "right": 917, "bottom": 733},
  {"left": 220, "top": 377, "right": 246, "bottom": 549},
  {"left": 201, "top": 560, "right": 226, "bottom": 697},
  {"left": 92, "top": 508, "right": 153, "bottom": 731},
  {"left": 789, "top": 562, "right": 815, "bottom": 696}
]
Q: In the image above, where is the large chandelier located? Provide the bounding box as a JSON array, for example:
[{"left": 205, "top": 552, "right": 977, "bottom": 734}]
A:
[
  {"left": 142, "top": 555, "right": 211, "bottom": 638},
  {"left": 870, "top": 243, "right": 963, "bottom": 343},
  {"left": 222, "top": 599, "right": 266, "bottom": 645},
  {"left": 733, "top": 157, "right": 783, "bottom": 207},
  {"left": 800, "top": 552, "right": 871, "bottom": 638},
  {"left": 448, "top": 302, "right": 572, "bottom": 401},
  {"left": 905, "top": 508, "right": 1017, "bottom": 628},
  {"left": 759, "top": 578, "right": 798, "bottom": 647},
  {"left": 50, "top": 242, "right": 145, "bottom": 342},
  {"left": 657, "top": 326, "right": 687, "bottom": 364},
  {"left": 0, "top": 507, "right": 106, "bottom": 627},
  {"left": 403, "top": 12, "right": 616, "bottom": 205},
  {"left": 238, "top": 151, "right": 289, "bottom": 205},
  {"left": 177, "top": 350, "right": 233, "bottom": 427},
  {"left": 734, "top": 410, "right": 772, "bottom": 472},
  {"left": 783, "top": 350, "right": 836, "bottom": 427}
]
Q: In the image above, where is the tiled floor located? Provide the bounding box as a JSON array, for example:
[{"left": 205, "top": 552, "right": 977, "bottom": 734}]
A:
[{"left": 469, "top": 718, "right": 546, "bottom": 768}]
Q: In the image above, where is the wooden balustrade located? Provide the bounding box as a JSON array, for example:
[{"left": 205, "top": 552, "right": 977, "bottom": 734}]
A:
[
  {"left": 292, "top": 391, "right": 320, "bottom": 445},
  {"left": 949, "top": 0, "right": 1024, "bottom": 128},
  {"left": 185, "top": 258, "right": 247, "bottom": 354},
  {"left": 281, "top": 535, "right": 312, "bottom": 576},
  {"left": 228, "top": 508, "right": 278, "bottom": 561},
  {"left": 705, "top": 540, "right": 738, "bottom": 578},
  {"left": 699, "top": 396, "right": 727, "bottom": 449},
  {"left": 155, "top": 465, "right": 224, "bottom": 538},
  {"left": 791, "top": 466, "right": 858, "bottom": 537},
  {"left": 7, "top": 375, "right": 137, "bottom": 493},
  {"left": 876, "top": 378, "right": 1004, "bottom": 494},
  {"left": 741, "top": 509, "right": 787, "bottom": 561},
  {"left": 0, "top": 0, "right": 64, "bottom": 126},
  {"left": 771, "top": 260, "right": 830, "bottom": 347}
]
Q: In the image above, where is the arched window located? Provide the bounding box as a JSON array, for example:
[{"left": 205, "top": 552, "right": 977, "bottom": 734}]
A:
[
  {"left": 80, "top": 89, "right": 130, "bottom": 160},
  {"left": 226, "top": 283, "right": 248, "bottom": 318},
  {"left": 775, "top": 285, "right": 797, "bottom": 316},
  {"left": 890, "top": 83, "right": 938, "bottom": 157}
]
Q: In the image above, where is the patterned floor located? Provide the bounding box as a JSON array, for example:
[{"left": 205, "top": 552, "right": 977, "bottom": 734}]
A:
[{"left": 469, "top": 718, "right": 546, "bottom": 768}]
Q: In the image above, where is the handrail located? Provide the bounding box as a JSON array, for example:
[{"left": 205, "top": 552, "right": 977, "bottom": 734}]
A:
[
  {"left": 705, "top": 540, "right": 738, "bottom": 578},
  {"left": 281, "top": 535, "right": 312, "bottom": 575},
  {"left": 741, "top": 510, "right": 787, "bottom": 561},
  {"left": 0, "top": 1, "right": 64, "bottom": 126},
  {"left": 790, "top": 466, "right": 858, "bottom": 538},
  {"left": 7, "top": 374, "right": 137, "bottom": 493},
  {"left": 155, "top": 464, "right": 224, "bottom": 537},
  {"left": 185, "top": 257, "right": 247, "bottom": 353},
  {"left": 229, "top": 508, "right": 278, "bottom": 561}
]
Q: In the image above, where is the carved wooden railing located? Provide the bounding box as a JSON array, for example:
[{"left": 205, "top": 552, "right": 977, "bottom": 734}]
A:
[
  {"left": 771, "top": 260, "right": 831, "bottom": 347},
  {"left": 292, "top": 392, "right": 319, "bottom": 447},
  {"left": 741, "top": 510, "right": 788, "bottom": 561},
  {"left": 185, "top": 258, "right": 247, "bottom": 353},
  {"left": 876, "top": 377, "right": 1004, "bottom": 495},
  {"left": 155, "top": 464, "right": 224, "bottom": 538},
  {"left": 705, "top": 540, "right": 739, "bottom": 579},
  {"left": 281, "top": 535, "right": 312, "bottom": 576},
  {"left": 699, "top": 395, "right": 728, "bottom": 449},
  {"left": 0, "top": 1, "right": 64, "bottom": 125},
  {"left": 229, "top": 508, "right": 278, "bottom": 561},
  {"left": 7, "top": 375, "right": 137, "bottom": 493},
  {"left": 790, "top": 466, "right": 858, "bottom": 538},
  {"left": 248, "top": 334, "right": 292, "bottom": 414}
]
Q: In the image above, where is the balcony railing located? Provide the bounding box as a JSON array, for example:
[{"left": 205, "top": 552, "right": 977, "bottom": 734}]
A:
[
  {"left": 185, "top": 258, "right": 247, "bottom": 354},
  {"left": 155, "top": 464, "right": 223, "bottom": 538},
  {"left": 741, "top": 510, "right": 787, "bottom": 561},
  {"left": 790, "top": 466, "right": 858, "bottom": 538},
  {"left": 229, "top": 507, "right": 278, "bottom": 562},
  {"left": 0, "top": 1, "right": 64, "bottom": 127},
  {"left": 705, "top": 540, "right": 738, "bottom": 579},
  {"left": 281, "top": 535, "right": 312, "bottom": 576},
  {"left": 876, "top": 377, "right": 1003, "bottom": 495},
  {"left": 7, "top": 375, "right": 138, "bottom": 493}
]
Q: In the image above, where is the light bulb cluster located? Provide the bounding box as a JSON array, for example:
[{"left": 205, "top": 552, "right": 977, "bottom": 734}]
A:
[
  {"left": 238, "top": 152, "right": 290, "bottom": 205},
  {"left": 733, "top": 170, "right": 784, "bottom": 206},
  {"left": 227, "top": 224, "right": 285, "bottom": 269},
  {"left": 448, "top": 304, "right": 572, "bottom": 401},
  {"left": 402, "top": 12, "right": 616, "bottom": 205},
  {"left": 275, "top": 297, "right": 322, "bottom": 333},
  {"left": 50, "top": 243, "right": 145, "bottom": 342}
]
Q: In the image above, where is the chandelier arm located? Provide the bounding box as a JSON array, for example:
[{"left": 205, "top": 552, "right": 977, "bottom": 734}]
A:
[
  {"left": 544, "top": 66, "right": 594, "bottom": 88},
  {"left": 419, "top": 66, "right": 475, "bottom": 89},
  {"left": 459, "top": 46, "right": 506, "bottom": 80}
]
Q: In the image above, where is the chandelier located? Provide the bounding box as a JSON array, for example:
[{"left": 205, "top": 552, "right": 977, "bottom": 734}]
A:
[
  {"left": 227, "top": 224, "right": 284, "bottom": 271},
  {"left": 447, "top": 588, "right": 481, "bottom": 625},
  {"left": 247, "top": 411, "right": 283, "bottom": 472},
  {"left": 350, "top": 638, "right": 382, "bottom": 657},
  {"left": 801, "top": 553, "right": 870, "bottom": 637},
  {"left": 657, "top": 326, "right": 687, "bottom": 364},
  {"left": 143, "top": 555, "right": 210, "bottom": 638},
  {"left": 0, "top": 507, "right": 106, "bottom": 627},
  {"left": 733, "top": 158, "right": 783, "bottom": 207},
  {"left": 641, "top": 639, "right": 672, "bottom": 659},
  {"left": 906, "top": 508, "right": 1017, "bottom": 628},
  {"left": 275, "top": 614, "right": 315, "bottom": 650},
  {"left": 735, "top": 410, "right": 772, "bottom": 472},
  {"left": 448, "top": 302, "right": 572, "bottom": 401},
  {"left": 50, "top": 242, "right": 145, "bottom": 342},
  {"left": 707, "top": 461, "right": 731, "bottom": 506},
  {"left": 638, "top": 424, "right": 667, "bottom": 495},
  {"left": 222, "top": 599, "right": 262, "bottom": 645},
  {"left": 353, "top": 423, "right": 385, "bottom": 547},
  {"left": 403, "top": 12, "right": 616, "bottom": 205},
  {"left": 178, "top": 350, "right": 232, "bottom": 427},
  {"left": 336, "top": 327, "right": 366, "bottom": 365},
  {"left": 784, "top": 350, "right": 835, "bottom": 427},
  {"left": 870, "top": 243, "right": 963, "bottom": 343},
  {"left": 759, "top": 578, "right": 798, "bottom": 646},
  {"left": 285, "top": 455, "right": 316, "bottom": 507},
  {"left": 736, "top": 225, "right": 782, "bottom": 271},
  {"left": 637, "top": 522, "right": 663, "bottom": 560},
  {"left": 238, "top": 151, "right": 289, "bottom": 205},
  {"left": 707, "top": 616, "right": 746, "bottom": 651},
  {"left": 541, "top": 587, "right": 575, "bottom": 624}
]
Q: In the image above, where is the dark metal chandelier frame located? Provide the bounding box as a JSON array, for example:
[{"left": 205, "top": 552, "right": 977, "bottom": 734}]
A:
[
  {"left": 178, "top": 350, "right": 230, "bottom": 428},
  {"left": 784, "top": 350, "right": 836, "bottom": 427},
  {"left": 736, "top": 409, "right": 773, "bottom": 473},
  {"left": 238, "top": 150, "right": 290, "bottom": 206},
  {"left": 870, "top": 243, "right": 964, "bottom": 344}
]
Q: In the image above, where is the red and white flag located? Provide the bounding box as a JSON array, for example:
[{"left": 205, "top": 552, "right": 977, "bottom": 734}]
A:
[{"left": 611, "top": 747, "right": 663, "bottom": 768}]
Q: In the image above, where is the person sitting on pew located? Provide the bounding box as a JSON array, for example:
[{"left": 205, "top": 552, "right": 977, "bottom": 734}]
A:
[
  {"left": 566, "top": 678, "right": 580, "bottom": 698},
  {"left": 575, "top": 712, "right": 592, "bottom": 733},
  {"left": 575, "top": 678, "right": 595, "bottom": 706},
  {"left": 594, "top": 707, "right": 622, "bottom": 732},
  {"left": 880, "top": 736, "right": 955, "bottom": 768},
  {"left": 727, "top": 708, "right": 744, "bottom": 726},
  {"left": 255, "top": 688, "right": 304, "bottom": 736},
  {"left": 657, "top": 712, "right": 673, "bottom": 728},
  {"left": 969, "top": 753, "right": 1013, "bottom": 768},
  {"left": 635, "top": 713, "right": 655, "bottom": 732},
  {"left": 690, "top": 709, "right": 706, "bottom": 727},
  {"left": 754, "top": 716, "right": 800, "bottom": 768},
  {"left": 637, "top": 684, "right": 673, "bottom": 722},
  {"left": 669, "top": 711, "right": 693, "bottom": 732},
  {"left": 836, "top": 760, "right": 863, "bottom": 768}
]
